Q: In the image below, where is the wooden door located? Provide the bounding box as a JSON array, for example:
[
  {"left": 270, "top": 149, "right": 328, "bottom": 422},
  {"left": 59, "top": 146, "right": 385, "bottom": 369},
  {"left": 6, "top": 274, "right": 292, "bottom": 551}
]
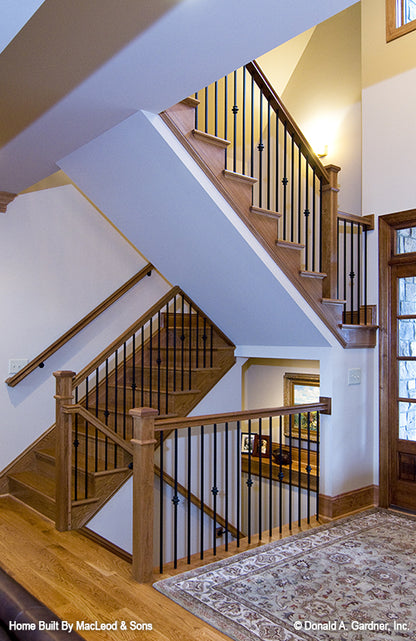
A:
[{"left": 390, "top": 262, "right": 416, "bottom": 510}]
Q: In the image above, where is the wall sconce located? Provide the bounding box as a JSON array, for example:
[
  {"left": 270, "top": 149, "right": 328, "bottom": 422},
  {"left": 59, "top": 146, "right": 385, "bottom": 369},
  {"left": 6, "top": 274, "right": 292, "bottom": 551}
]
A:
[{"left": 317, "top": 144, "right": 328, "bottom": 158}]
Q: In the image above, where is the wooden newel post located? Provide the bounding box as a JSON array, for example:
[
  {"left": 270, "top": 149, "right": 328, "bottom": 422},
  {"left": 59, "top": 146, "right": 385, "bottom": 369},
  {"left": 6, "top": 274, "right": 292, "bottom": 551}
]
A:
[
  {"left": 53, "top": 370, "right": 75, "bottom": 532},
  {"left": 321, "top": 165, "right": 341, "bottom": 301},
  {"left": 130, "top": 407, "right": 158, "bottom": 583}
]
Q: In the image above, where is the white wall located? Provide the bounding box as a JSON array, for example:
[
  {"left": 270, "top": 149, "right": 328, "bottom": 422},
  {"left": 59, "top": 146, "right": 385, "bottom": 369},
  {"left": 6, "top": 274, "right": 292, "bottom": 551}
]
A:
[{"left": 0, "top": 185, "right": 169, "bottom": 470}]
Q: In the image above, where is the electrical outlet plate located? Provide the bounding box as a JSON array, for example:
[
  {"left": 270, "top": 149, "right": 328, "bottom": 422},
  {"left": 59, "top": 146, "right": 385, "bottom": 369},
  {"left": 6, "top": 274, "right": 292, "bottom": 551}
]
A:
[
  {"left": 8, "top": 359, "right": 29, "bottom": 375},
  {"left": 348, "top": 368, "right": 361, "bottom": 385}
]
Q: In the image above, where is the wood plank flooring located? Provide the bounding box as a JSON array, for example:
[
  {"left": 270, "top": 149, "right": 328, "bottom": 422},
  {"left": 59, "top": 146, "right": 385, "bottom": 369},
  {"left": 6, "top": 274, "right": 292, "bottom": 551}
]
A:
[{"left": 0, "top": 495, "right": 322, "bottom": 641}]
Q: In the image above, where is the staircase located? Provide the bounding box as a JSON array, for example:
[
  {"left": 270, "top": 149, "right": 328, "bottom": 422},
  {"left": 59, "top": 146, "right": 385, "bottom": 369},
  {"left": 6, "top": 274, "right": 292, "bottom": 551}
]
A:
[
  {"left": 2, "top": 287, "right": 235, "bottom": 529},
  {"left": 160, "top": 62, "right": 378, "bottom": 349}
]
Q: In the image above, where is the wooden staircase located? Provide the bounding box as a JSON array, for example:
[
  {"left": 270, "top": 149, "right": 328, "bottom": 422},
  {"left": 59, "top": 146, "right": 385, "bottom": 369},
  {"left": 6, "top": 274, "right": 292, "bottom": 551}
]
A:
[
  {"left": 1, "top": 289, "right": 236, "bottom": 530},
  {"left": 161, "top": 67, "right": 378, "bottom": 349}
]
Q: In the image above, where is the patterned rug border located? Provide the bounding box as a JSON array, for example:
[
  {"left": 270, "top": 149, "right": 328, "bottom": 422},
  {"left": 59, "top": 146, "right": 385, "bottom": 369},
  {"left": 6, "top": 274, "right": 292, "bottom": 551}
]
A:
[{"left": 153, "top": 508, "right": 416, "bottom": 641}]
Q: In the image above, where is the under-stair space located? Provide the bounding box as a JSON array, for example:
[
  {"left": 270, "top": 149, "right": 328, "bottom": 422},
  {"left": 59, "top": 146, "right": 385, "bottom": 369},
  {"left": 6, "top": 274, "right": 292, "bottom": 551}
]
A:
[{"left": 3, "top": 288, "right": 236, "bottom": 530}]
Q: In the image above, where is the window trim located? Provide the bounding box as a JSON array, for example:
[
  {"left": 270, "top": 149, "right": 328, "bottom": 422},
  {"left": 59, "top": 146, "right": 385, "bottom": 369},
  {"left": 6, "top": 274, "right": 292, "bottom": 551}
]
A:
[{"left": 386, "top": 0, "right": 416, "bottom": 42}]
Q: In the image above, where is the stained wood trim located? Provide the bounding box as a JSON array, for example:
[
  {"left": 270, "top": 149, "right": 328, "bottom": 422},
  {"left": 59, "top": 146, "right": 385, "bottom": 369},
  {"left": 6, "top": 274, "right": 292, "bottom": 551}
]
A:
[
  {"left": 246, "top": 61, "right": 329, "bottom": 184},
  {"left": 319, "top": 485, "right": 379, "bottom": 519},
  {"left": 64, "top": 405, "right": 133, "bottom": 455},
  {"left": 80, "top": 526, "right": 133, "bottom": 562},
  {"left": 0, "top": 191, "right": 17, "bottom": 213},
  {"left": 73, "top": 286, "right": 181, "bottom": 387},
  {"left": 386, "top": 0, "right": 416, "bottom": 41},
  {"left": 222, "top": 169, "right": 257, "bottom": 185},
  {"left": 337, "top": 211, "right": 375, "bottom": 230},
  {"left": 6, "top": 263, "right": 153, "bottom": 387},
  {"left": 192, "top": 129, "right": 230, "bottom": 148},
  {"left": 154, "top": 466, "right": 243, "bottom": 539},
  {"left": 155, "top": 400, "right": 331, "bottom": 432}
]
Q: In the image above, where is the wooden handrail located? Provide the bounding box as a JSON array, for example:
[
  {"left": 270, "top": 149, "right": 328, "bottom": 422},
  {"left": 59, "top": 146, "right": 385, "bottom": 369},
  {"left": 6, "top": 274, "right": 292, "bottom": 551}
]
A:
[
  {"left": 155, "top": 397, "right": 331, "bottom": 432},
  {"left": 73, "top": 286, "right": 181, "bottom": 387},
  {"left": 246, "top": 60, "right": 330, "bottom": 185},
  {"left": 5, "top": 263, "right": 153, "bottom": 387},
  {"left": 63, "top": 404, "right": 133, "bottom": 456},
  {"left": 337, "top": 211, "right": 374, "bottom": 230}
]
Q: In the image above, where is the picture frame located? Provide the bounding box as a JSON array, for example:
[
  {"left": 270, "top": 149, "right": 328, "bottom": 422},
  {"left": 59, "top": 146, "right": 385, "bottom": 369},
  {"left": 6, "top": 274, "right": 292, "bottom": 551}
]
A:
[
  {"left": 241, "top": 432, "right": 256, "bottom": 454},
  {"left": 283, "top": 372, "right": 320, "bottom": 442},
  {"left": 253, "top": 433, "right": 271, "bottom": 457}
]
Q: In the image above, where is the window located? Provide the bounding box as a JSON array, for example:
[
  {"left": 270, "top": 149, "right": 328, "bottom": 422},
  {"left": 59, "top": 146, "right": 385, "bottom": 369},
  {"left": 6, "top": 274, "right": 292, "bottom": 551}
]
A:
[
  {"left": 283, "top": 373, "right": 320, "bottom": 442},
  {"left": 387, "top": 0, "right": 416, "bottom": 42}
]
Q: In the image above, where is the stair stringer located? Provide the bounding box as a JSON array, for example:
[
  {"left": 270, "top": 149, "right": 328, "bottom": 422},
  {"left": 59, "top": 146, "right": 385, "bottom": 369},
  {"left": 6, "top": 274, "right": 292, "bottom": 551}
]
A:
[{"left": 59, "top": 109, "right": 335, "bottom": 351}]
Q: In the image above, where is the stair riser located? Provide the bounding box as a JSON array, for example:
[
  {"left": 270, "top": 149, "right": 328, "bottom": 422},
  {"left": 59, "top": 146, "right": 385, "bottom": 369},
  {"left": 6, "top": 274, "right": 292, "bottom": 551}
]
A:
[{"left": 8, "top": 477, "right": 55, "bottom": 521}]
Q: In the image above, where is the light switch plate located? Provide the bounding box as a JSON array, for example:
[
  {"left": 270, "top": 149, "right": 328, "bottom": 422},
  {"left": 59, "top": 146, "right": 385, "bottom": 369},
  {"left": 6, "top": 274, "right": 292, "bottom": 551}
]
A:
[
  {"left": 8, "top": 359, "right": 29, "bottom": 375},
  {"left": 348, "top": 368, "right": 361, "bottom": 385}
]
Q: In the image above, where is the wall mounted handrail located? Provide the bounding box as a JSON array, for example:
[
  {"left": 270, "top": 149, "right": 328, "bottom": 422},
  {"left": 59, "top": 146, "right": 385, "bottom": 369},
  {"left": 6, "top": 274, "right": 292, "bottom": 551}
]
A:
[{"left": 6, "top": 263, "right": 153, "bottom": 387}]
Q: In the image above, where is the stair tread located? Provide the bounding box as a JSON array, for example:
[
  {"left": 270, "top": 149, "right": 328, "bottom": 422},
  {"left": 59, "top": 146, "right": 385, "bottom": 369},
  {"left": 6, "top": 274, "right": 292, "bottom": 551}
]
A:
[
  {"left": 36, "top": 448, "right": 132, "bottom": 474},
  {"left": 250, "top": 206, "right": 281, "bottom": 220},
  {"left": 322, "top": 298, "right": 347, "bottom": 304},
  {"left": 300, "top": 270, "right": 327, "bottom": 279},
  {"left": 222, "top": 169, "right": 257, "bottom": 185},
  {"left": 275, "top": 238, "right": 305, "bottom": 250},
  {"left": 340, "top": 323, "right": 379, "bottom": 329},
  {"left": 192, "top": 129, "right": 230, "bottom": 148}
]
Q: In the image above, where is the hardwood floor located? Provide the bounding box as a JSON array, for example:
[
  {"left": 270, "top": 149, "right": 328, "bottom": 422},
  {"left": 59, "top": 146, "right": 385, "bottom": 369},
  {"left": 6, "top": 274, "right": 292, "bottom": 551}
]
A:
[{"left": 0, "top": 495, "right": 323, "bottom": 640}]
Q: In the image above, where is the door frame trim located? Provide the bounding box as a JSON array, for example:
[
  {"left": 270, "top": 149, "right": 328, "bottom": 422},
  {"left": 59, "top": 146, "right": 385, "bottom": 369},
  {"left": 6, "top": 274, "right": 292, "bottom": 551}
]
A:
[{"left": 379, "top": 208, "right": 416, "bottom": 507}]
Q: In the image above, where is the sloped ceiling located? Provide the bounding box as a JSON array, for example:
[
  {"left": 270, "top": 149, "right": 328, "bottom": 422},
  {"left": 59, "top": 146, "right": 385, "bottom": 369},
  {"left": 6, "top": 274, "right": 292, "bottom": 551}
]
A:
[{"left": 0, "top": 0, "right": 357, "bottom": 193}]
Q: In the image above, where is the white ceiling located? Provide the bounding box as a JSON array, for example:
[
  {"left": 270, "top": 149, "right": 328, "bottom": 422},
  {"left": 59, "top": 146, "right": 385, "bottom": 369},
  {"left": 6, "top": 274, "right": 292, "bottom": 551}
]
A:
[{"left": 0, "top": 0, "right": 357, "bottom": 193}]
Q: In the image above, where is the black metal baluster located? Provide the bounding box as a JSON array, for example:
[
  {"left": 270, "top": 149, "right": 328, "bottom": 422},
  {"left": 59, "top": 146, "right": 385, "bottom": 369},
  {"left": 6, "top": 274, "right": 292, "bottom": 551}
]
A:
[
  {"left": 298, "top": 412, "right": 302, "bottom": 527},
  {"left": 282, "top": 122, "right": 288, "bottom": 239},
  {"left": 237, "top": 420, "right": 241, "bottom": 547},
  {"left": 84, "top": 378, "right": 89, "bottom": 498},
  {"left": 104, "top": 358, "right": 109, "bottom": 470},
  {"left": 132, "top": 333, "right": 136, "bottom": 409},
  {"left": 173, "top": 296, "right": 177, "bottom": 392},
  {"left": 258, "top": 91, "right": 264, "bottom": 208},
  {"left": 267, "top": 102, "right": 271, "bottom": 211},
  {"left": 298, "top": 146, "right": 302, "bottom": 244},
  {"left": 159, "top": 430, "right": 164, "bottom": 574},
  {"left": 188, "top": 303, "right": 192, "bottom": 390},
  {"left": 95, "top": 367, "right": 99, "bottom": 473},
  {"left": 214, "top": 80, "right": 218, "bottom": 138},
  {"left": 194, "top": 91, "right": 198, "bottom": 130},
  {"left": 247, "top": 419, "right": 253, "bottom": 544},
  {"left": 258, "top": 418, "right": 263, "bottom": 540},
  {"left": 165, "top": 303, "right": 169, "bottom": 415},
  {"left": 232, "top": 70, "right": 238, "bottom": 173},
  {"left": 200, "top": 425, "right": 204, "bottom": 559},
  {"left": 337, "top": 217, "right": 340, "bottom": 300},
  {"left": 210, "top": 324, "right": 213, "bottom": 368},
  {"left": 225, "top": 421, "right": 229, "bottom": 551},
  {"left": 306, "top": 412, "right": 311, "bottom": 524},
  {"left": 350, "top": 222, "right": 355, "bottom": 321},
  {"left": 316, "top": 412, "right": 320, "bottom": 520},
  {"left": 203, "top": 317, "right": 207, "bottom": 368},
  {"left": 288, "top": 414, "right": 292, "bottom": 530},
  {"left": 114, "top": 350, "right": 118, "bottom": 468},
  {"left": 224, "top": 74, "right": 228, "bottom": 168},
  {"left": 357, "top": 224, "right": 361, "bottom": 324},
  {"left": 279, "top": 416, "right": 283, "bottom": 534},
  {"left": 149, "top": 317, "right": 153, "bottom": 407},
  {"left": 364, "top": 225, "right": 368, "bottom": 324},
  {"left": 290, "top": 136, "right": 295, "bottom": 242},
  {"left": 312, "top": 169, "right": 316, "bottom": 272},
  {"left": 304, "top": 159, "right": 310, "bottom": 271},
  {"left": 172, "top": 428, "right": 179, "bottom": 569},
  {"left": 343, "top": 220, "right": 347, "bottom": 320},
  {"left": 242, "top": 67, "right": 246, "bottom": 175},
  {"left": 74, "top": 387, "right": 79, "bottom": 501},
  {"left": 157, "top": 311, "right": 161, "bottom": 412},
  {"left": 187, "top": 426, "right": 191, "bottom": 564},
  {"left": 141, "top": 327, "right": 144, "bottom": 408},
  {"left": 212, "top": 423, "right": 218, "bottom": 556},
  {"left": 196, "top": 310, "right": 199, "bottom": 370},
  {"left": 275, "top": 110, "right": 280, "bottom": 217},
  {"left": 251, "top": 74, "right": 254, "bottom": 178},
  {"left": 180, "top": 296, "right": 185, "bottom": 391},
  {"left": 204, "top": 86, "right": 208, "bottom": 134},
  {"left": 269, "top": 416, "right": 273, "bottom": 537}
]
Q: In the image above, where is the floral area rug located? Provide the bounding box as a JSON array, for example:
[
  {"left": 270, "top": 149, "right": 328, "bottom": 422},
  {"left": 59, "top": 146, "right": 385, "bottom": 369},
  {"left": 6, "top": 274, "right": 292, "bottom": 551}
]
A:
[{"left": 154, "top": 510, "right": 416, "bottom": 640}]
